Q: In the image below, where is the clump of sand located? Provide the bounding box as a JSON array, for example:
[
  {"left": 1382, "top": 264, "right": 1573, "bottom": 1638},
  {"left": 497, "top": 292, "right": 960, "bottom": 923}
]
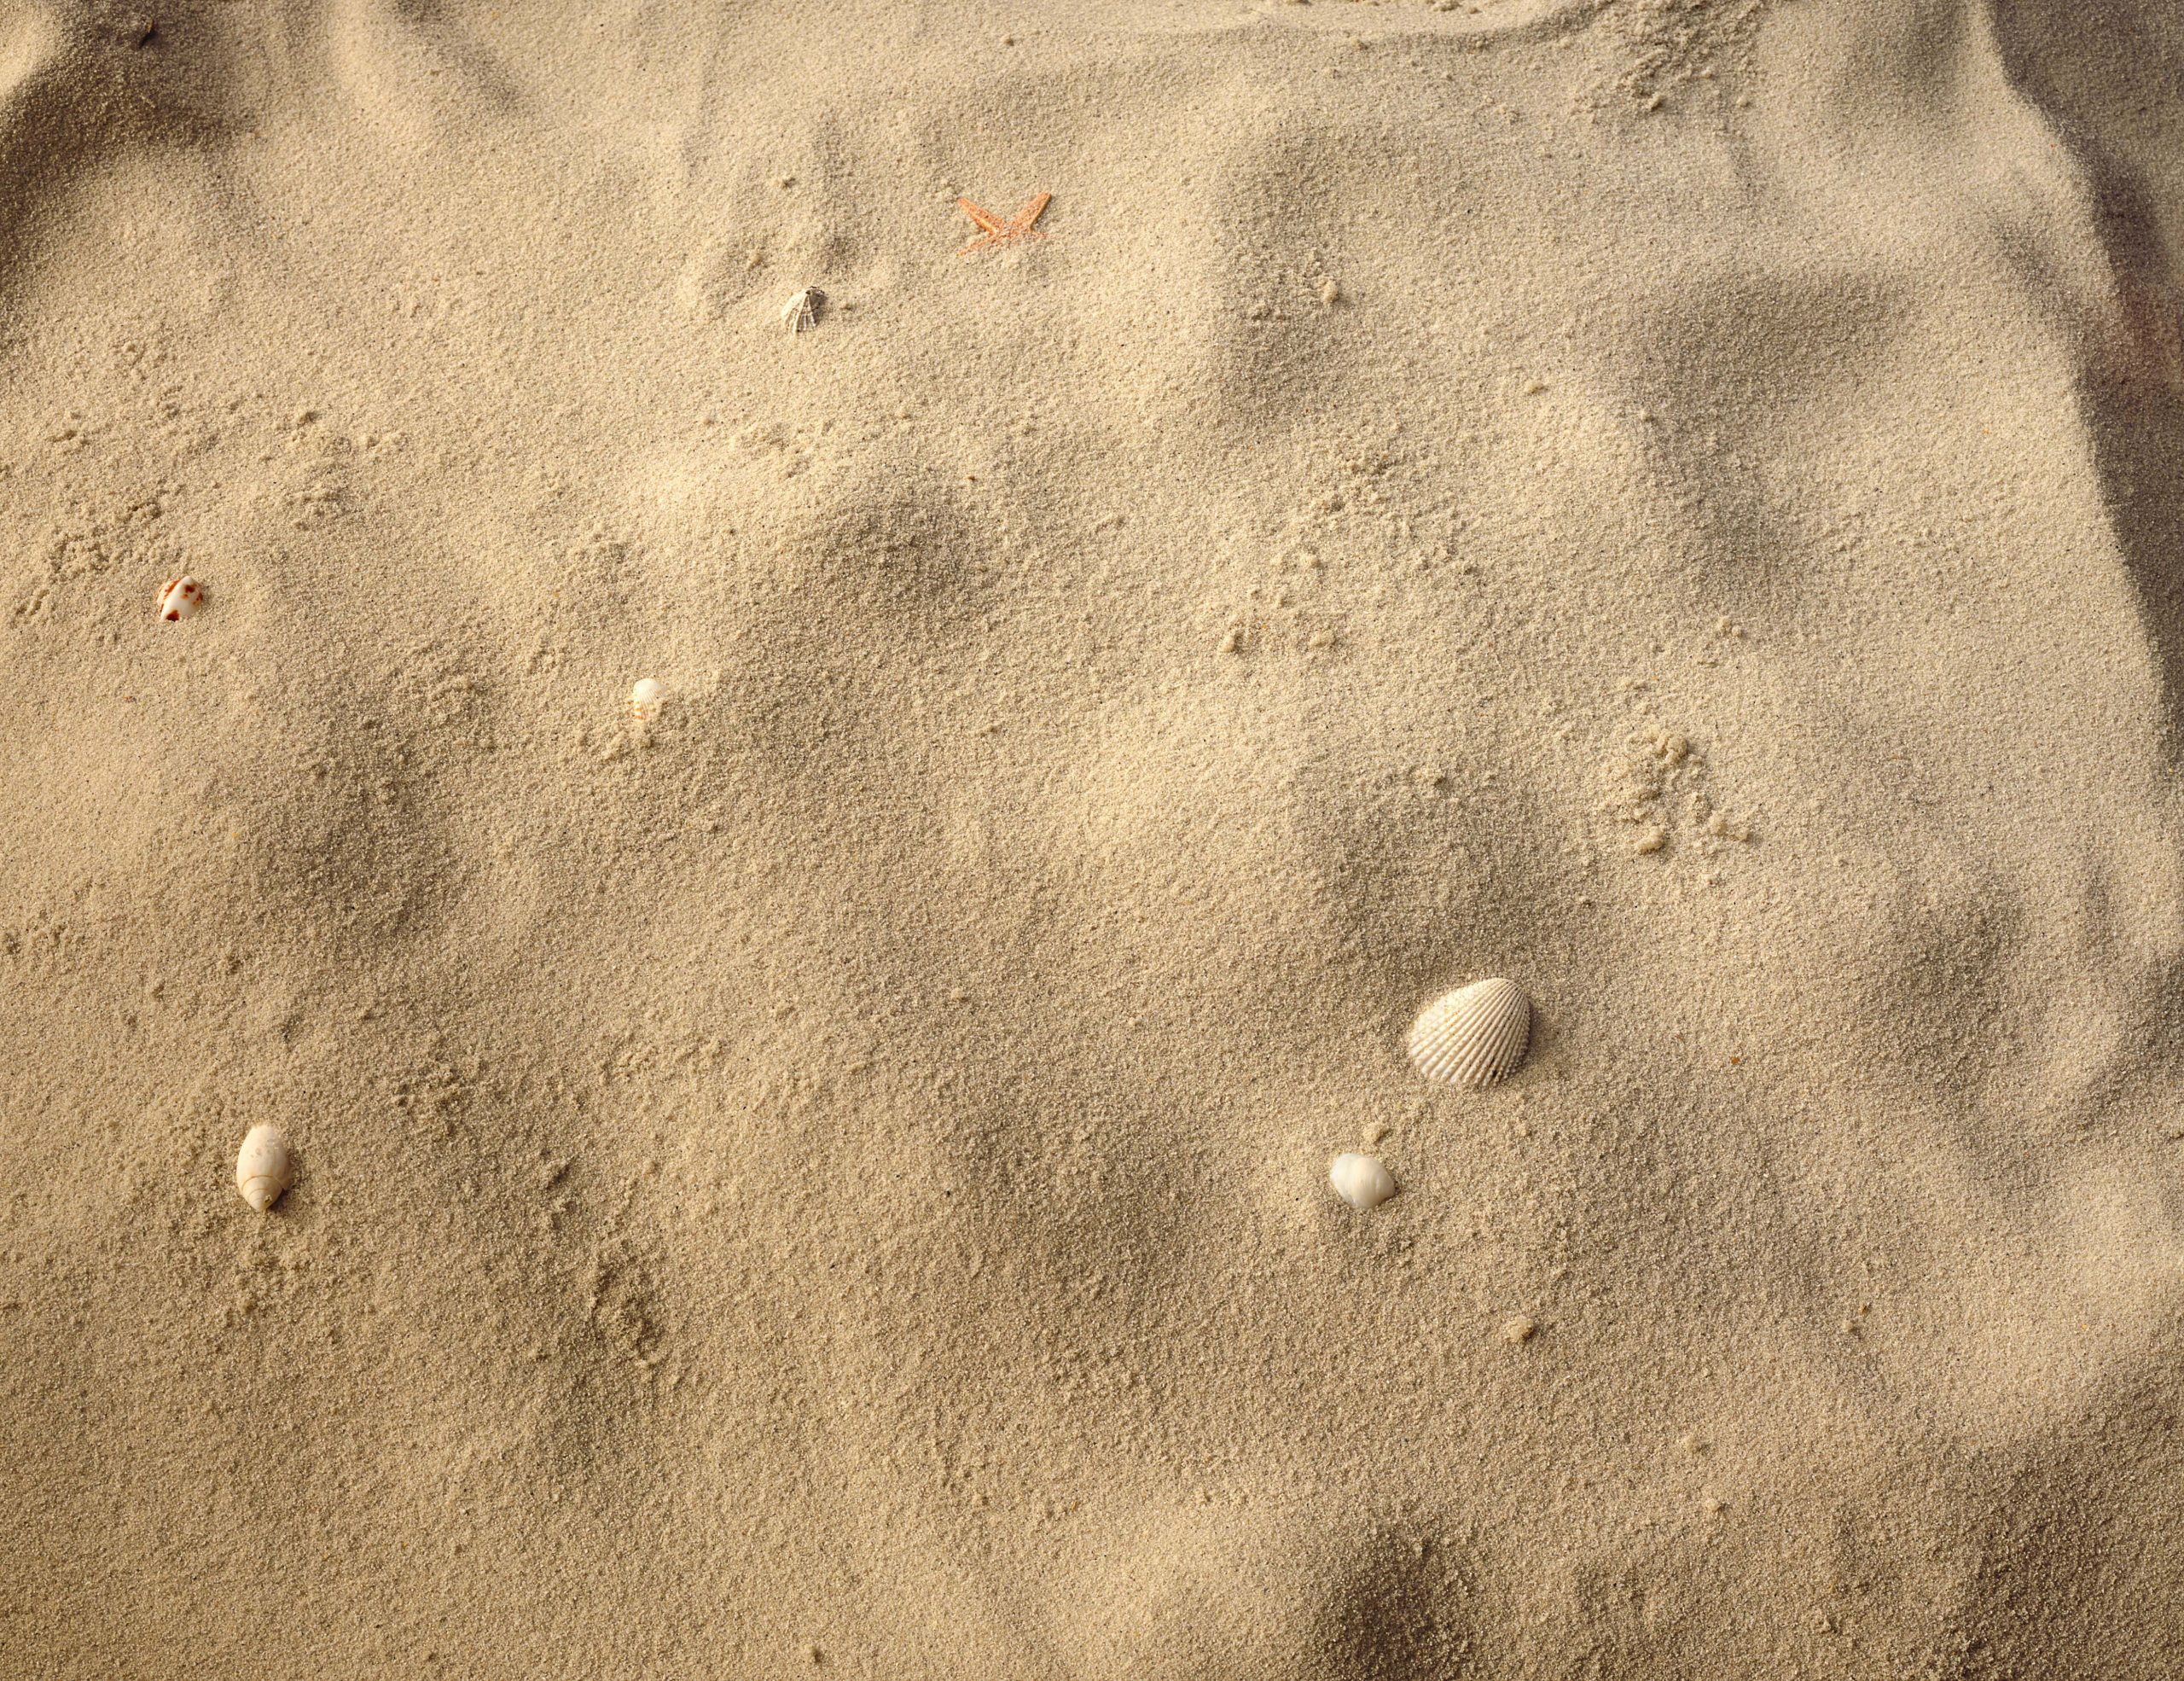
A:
[{"left": 6, "top": 0, "right": 2184, "bottom": 1674}]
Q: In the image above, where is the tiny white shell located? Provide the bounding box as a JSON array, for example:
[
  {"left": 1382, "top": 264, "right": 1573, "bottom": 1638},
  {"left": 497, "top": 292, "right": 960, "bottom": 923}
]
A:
[
  {"left": 1408, "top": 976, "right": 1531, "bottom": 1088},
  {"left": 1328, "top": 1152, "right": 1396, "bottom": 1211},
  {"left": 158, "top": 576, "right": 205, "bottom": 621},
  {"left": 235, "top": 1124, "right": 294, "bottom": 1213},
  {"left": 782, "top": 288, "right": 822, "bottom": 333},
  {"left": 630, "top": 678, "right": 665, "bottom": 720}
]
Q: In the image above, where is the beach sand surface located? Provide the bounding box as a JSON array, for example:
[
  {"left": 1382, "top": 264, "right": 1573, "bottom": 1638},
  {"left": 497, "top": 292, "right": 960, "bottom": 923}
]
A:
[{"left": 5, "top": 1, "right": 2184, "bottom": 1674}]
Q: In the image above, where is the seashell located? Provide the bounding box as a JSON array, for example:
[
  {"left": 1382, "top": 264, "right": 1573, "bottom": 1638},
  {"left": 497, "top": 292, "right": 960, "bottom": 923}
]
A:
[
  {"left": 235, "top": 1124, "right": 294, "bottom": 1213},
  {"left": 158, "top": 576, "right": 205, "bottom": 621},
  {"left": 1328, "top": 1152, "right": 1396, "bottom": 1211},
  {"left": 1407, "top": 976, "right": 1531, "bottom": 1088},
  {"left": 630, "top": 678, "right": 665, "bottom": 721},
  {"left": 781, "top": 288, "right": 822, "bottom": 334}
]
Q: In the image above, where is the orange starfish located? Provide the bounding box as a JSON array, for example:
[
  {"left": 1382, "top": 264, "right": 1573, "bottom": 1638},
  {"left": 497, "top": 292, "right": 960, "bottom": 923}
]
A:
[{"left": 956, "top": 192, "right": 1051, "bottom": 257}]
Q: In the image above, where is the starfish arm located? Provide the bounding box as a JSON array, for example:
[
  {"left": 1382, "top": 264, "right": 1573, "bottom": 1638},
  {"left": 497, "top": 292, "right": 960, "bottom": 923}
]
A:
[{"left": 957, "top": 197, "right": 1006, "bottom": 234}]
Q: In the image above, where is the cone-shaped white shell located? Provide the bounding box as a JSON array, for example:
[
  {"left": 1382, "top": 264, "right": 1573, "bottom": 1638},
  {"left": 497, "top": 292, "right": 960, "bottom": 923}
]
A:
[
  {"left": 235, "top": 1124, "right": 294, "bottom": 1213},
  {"left": 1407, "top": 977, "right": 1531, "bottom": 1087},
  {"left": 1329, "top": 1152, "right": 1396, "bottom": 1210},
  {"left": 158, "top": 576, "right": 205, "bottom": 621}
]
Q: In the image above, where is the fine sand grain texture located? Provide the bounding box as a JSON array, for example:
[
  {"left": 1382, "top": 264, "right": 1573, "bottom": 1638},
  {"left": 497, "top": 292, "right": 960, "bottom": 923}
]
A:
[{"left": 6, "top": 1, "right": 2184, "bottom": 1675}]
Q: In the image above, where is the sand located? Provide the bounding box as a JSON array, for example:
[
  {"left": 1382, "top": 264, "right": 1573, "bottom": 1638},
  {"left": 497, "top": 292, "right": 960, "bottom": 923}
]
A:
[{"left": 5, "top": 0, "right": 2184, "bottom": 1674}]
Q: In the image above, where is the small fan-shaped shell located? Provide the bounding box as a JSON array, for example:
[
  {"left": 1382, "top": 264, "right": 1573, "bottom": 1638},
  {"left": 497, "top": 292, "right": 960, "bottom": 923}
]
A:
[
  {"left": 630, "top": 678, "right": 665, "bottom": 720},
  {"left": 1328, "top": 1152, "right": 1396, "bottom": 1210},
  {"left": 235, "top": 1124, "right": 294, "bottom": 1213},
  {"left": 158, "top": 576, "right": 205, "bottom": 621},
  {"left": 1407, "top": 977, "right": 1531, "bottom": 1087},
  {"left": 781, "top": 287, "right": 822, "bottom": 333}
]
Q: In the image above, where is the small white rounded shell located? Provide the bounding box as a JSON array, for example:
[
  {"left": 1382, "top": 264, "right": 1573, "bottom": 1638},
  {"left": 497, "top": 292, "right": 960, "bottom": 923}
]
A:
[
  {"left": 1328, "top": 1152, "right": 1396, "bottom": 1210},
  {"left": 630, "top": 678, "right": 665, "bottom": 721},
  {"left": 158, "top": 576, "right": 205, "bottom": 621},
  {"left": 1408, "top": 977, "right": 1531, "bottom": 1087},
  {"left": 235, "top": 1124, "right": 294, "bottom": 1213}
]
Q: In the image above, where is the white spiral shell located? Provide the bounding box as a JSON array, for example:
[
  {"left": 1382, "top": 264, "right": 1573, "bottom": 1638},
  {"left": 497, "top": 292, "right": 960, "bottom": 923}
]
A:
[
  {"left": 235, "top": 1124, "right": 294, "bottom": 1213},
  {"left": 1328, "top": 1152, "right": 1397, "bottom": 1211},
  {"left": 1407, "top": 977, "right": 1531, "bottom": 1088}
]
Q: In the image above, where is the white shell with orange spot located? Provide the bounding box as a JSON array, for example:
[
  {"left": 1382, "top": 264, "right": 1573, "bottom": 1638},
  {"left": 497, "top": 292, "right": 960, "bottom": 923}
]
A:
[{"left": 159, "top": 576, "right": 205, "bottom": 620}]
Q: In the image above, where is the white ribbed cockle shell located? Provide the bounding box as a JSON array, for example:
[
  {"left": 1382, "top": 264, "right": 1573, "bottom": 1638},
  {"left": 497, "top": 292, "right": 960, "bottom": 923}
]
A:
[{"left": 1407, "top": 977, "right": 1531, "bottom": 1087}]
